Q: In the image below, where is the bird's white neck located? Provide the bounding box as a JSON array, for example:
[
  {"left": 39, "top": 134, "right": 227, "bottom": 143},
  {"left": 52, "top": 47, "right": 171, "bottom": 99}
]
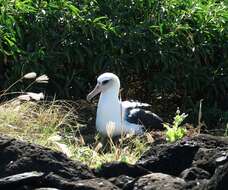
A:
[
  {"left": 99, "top": 87, "right": 120, "bottom": 104},
  {"left": 96, "top": 87, "right": 122, "bottom": 135},
  {"left": 98, "top": 87, "right": 120, "bottom": 116}
]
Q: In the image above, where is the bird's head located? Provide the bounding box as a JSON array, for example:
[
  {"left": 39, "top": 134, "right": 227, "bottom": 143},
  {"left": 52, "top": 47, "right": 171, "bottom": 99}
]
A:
[{"left": 87, "top": 72, "right": 120, "bottom": 101}]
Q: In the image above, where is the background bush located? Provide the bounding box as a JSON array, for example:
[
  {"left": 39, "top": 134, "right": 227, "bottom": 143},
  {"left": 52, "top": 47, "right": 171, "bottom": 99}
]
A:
[{"left": 0, "top": 0, "right": 227, "bottom": 128}]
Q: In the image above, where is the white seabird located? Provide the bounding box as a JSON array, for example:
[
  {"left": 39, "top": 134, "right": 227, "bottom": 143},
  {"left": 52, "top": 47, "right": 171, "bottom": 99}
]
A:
[{"left": 87, "top": 73, "right": 163, "bottom": 136}]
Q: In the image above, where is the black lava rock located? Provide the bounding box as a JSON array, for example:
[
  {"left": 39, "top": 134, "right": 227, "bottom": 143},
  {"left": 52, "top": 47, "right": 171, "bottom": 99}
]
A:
[{"left": 0, "top": 134, "right": 228, "bottom": 190}]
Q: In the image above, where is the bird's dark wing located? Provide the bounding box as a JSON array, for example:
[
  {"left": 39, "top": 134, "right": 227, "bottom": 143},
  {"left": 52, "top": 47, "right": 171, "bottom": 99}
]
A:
[{"left": 125, "top": 107, "right": 163, "bottom": 130}]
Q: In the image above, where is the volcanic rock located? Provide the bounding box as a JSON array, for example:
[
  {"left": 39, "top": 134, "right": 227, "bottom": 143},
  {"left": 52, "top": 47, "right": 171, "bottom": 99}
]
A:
[{"left": 0, "top": 134, "right": 228, "bottom": 190}]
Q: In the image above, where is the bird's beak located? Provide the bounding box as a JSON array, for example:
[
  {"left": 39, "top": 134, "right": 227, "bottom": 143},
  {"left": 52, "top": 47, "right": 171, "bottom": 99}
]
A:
[{"left": 87, "top": 83, "right": 102, "bottom": 101}]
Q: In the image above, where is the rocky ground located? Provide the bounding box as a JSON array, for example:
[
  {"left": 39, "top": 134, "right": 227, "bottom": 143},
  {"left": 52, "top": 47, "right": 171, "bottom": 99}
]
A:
[{"left": 0, "top": 134, "right": 227, "bottom": 190}]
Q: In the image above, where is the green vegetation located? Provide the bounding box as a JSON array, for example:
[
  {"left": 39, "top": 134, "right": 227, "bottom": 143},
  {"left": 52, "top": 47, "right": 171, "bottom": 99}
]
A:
[
  {"left": 0, "top": 0, "right": 227, "bottom": 127},
  {"left": 164, "top": 109, "right": 187, "bottom": 142}
]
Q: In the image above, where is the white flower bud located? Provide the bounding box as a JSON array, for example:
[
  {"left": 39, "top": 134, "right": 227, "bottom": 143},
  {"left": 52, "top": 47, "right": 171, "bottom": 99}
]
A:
[
  {"left": 35, "top": 75, "right": 49, "bottom": 83},
  {"left": 23, "top": 72, "right": 37, "bottom": 79},
  {"left": 17, "top": 94, "right": 31, "bottom": 101},
  {"left": 27, "top": 92, "right": 44, "bottom": 101}
]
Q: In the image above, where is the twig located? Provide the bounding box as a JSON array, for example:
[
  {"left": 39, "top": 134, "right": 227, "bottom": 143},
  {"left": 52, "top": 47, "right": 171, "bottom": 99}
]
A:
[{"left": 198, "top": 99, "right": 204, "bottom": 127}]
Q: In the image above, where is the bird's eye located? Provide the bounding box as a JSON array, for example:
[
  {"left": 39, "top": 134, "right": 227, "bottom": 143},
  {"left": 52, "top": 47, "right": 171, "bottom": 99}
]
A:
[{"left": 102, "top": 80, "right": 109, "bottom": 85}]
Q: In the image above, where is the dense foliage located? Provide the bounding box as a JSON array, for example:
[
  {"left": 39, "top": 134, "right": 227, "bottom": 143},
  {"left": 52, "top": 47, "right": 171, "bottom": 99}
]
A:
[{"left": 0, "top": 0, "right": 227, "bottom": 127}]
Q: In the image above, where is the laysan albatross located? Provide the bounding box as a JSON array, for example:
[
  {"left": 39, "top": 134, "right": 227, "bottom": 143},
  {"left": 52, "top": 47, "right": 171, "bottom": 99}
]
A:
[{"left": 87, "top": 73, "right": 163, "bottom": 136}]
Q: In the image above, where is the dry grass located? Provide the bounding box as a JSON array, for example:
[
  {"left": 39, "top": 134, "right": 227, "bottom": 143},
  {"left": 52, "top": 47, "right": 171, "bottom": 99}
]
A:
[
  {"left": 0, "top": 99, "right": 150, "bottom": 168},
  {"left": 0, "top": 99, "right": 78, "bottom": 153}
]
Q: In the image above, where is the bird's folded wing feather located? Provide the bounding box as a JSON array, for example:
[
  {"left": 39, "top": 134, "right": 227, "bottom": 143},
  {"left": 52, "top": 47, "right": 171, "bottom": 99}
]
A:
[{"left": 122, "top": 102, "right": 163, "bottom": 130}]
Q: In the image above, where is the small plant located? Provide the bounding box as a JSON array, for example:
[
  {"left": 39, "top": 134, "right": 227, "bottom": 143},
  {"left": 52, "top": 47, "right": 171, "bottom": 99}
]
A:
[{"left": 164, "top": 108, "right": 188, "bottom": 142}]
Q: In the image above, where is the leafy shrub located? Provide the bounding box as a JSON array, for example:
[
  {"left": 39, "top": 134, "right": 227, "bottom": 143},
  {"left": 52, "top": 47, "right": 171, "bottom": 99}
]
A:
[{"left": 0, "top": 0, "right": 227, "bottom": 127}]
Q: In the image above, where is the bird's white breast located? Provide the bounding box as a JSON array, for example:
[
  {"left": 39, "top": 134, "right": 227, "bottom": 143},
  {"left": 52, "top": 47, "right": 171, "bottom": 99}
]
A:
[
  {"left": 96, "top": 94, "right": 143, "bottom": 136},
  {"left": 96, "top": 95, "right": 122, "bottom": 136}
]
